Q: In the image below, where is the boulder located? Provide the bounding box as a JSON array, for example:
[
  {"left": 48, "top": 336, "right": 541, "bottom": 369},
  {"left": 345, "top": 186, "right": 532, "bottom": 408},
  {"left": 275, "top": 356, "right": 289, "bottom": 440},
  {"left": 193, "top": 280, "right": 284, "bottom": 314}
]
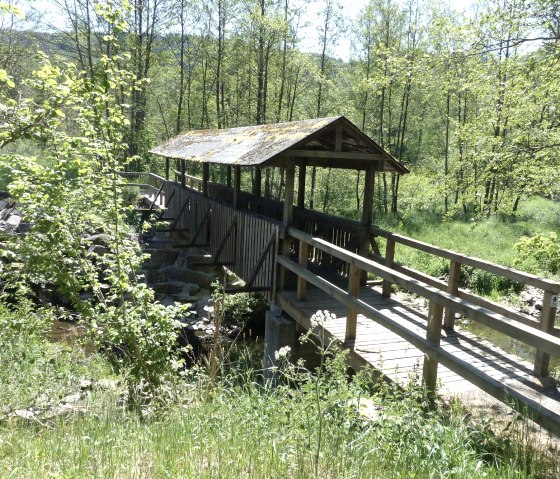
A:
[
  {"left": 83, "top": 233, "right": 111, "bottom": 245},
  {"left": 142, "top": 248, "right": 181, "bottom": 270}
]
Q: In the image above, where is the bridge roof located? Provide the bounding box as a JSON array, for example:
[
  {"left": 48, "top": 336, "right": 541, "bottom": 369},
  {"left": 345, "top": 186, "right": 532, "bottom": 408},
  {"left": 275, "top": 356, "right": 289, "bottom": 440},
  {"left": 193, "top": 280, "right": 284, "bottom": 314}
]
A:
[{"left": 149, "top": 116, "right": 409, "bottom": 173}]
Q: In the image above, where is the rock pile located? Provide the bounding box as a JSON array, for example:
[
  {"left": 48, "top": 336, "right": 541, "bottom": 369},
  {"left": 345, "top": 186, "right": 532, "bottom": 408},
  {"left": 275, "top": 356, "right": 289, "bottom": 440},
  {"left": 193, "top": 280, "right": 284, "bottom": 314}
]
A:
[
  {"left": 139, "top": 236, "right": 239, "bottom": 338},
  {"left": 517, "top": 286, "right": 547, "bottom": 318},
  {"left": 0, "top": 192, "right": 28, "bottom": 235}
]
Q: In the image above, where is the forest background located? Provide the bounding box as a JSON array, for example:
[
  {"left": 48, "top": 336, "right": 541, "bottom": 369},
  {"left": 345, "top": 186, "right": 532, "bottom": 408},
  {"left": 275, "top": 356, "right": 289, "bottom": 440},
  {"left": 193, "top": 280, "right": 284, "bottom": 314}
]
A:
[
  {"left": 2, "top": 3, "right": 560, "bottom": 475},
  {"left": 2, "top": 0, "right": 560, "bottom": 272}
]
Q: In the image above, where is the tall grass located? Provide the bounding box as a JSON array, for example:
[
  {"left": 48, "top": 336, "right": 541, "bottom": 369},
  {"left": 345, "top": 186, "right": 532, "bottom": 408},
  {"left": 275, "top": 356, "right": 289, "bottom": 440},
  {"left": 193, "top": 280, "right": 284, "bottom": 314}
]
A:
[
  {"left": 379, "top": 196, "right": 560, "bottom": 271},
  {"left": 1, "top": 317, "right": 557, "bottom": 479}
]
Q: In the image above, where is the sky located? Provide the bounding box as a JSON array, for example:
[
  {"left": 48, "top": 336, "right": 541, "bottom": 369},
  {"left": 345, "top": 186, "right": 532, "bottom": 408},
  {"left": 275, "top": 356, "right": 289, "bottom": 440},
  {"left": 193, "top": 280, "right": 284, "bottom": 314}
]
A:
[
  {"left": 300, "top": 0, "right": 475, "bottom": 61},
  {"left": 30, "top": 0, "right": 475, "bottom": 63}
]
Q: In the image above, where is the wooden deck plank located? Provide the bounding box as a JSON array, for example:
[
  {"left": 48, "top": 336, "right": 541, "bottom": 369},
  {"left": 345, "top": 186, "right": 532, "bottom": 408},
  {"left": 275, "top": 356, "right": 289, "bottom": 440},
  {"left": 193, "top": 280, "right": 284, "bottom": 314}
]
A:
[{"left": 277, "top": 284, "right": 560, "bottom": 429}]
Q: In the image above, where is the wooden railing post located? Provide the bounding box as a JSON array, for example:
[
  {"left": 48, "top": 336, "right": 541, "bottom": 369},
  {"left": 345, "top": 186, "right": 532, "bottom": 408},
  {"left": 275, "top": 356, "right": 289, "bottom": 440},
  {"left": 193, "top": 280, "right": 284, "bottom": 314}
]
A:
[
  {"left": 534, "top": 290, "right": 558, "bottom": 376},
  {"left": 422, "top": 300, "right": 444, "bottom": 397},
  {"left": 443, "top": 260, "right": 461, "bottom": 331},
  {"left": 382, "top": 239, "right": 395, "bottom": 298},
  {"left": 279, "top": 163, "right": 295, "bottom": 291},
  {"left": 202, "top": 163, "right": 209, "bottom": 197},
  {"left": 180, "top": 160, "right": 186, "bottom": 188},
  {"left": 165, "top": 157, "right": 170, "bottom": 180},
  {"left": 345, "top": 263, "right": 361, "bottom": 342},
  {"left": 297, "top": 240, "right": 308, "bottom": 301},
  {"left": 233, "top": 166, "right": 241, "bottom": 210}
]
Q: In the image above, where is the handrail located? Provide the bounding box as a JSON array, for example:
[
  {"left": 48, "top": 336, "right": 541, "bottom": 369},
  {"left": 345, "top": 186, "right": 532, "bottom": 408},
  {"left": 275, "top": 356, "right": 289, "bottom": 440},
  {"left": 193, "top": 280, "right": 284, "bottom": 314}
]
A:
[
  {"left": 371, "top": 226, "right": 560, "bottom": 294},
  {"left": 286, "top": 226, "right": 560, "bottom": 358},
  {"left": 276, "top": 253, "right": 560, "bottom": 436}
]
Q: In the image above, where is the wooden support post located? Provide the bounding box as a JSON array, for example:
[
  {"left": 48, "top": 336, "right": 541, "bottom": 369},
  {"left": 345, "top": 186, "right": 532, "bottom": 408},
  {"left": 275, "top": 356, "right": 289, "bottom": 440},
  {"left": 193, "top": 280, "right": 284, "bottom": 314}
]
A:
[
  {"left": 180, "top": 160, "right": 186, "bottom": 188},
  {"left": 382, "top": 239, "right": 395, "bottom": 298},
  {"left": 359, "top": 164, "right": 375, "bottom": 284},
  {"left": 297, "top": 240, "right": 308, "bottom": 301},
  {"left": 283, "top": 164, "right": 295, "bottom": 228},
  {"left": 279, "top": 163, "right": 295, "bottom": 290},
  {"left": 254, "top": 167, "right": 262, "bottom": 197},
  {"left": 334, "top": 123, "right": 343, "bottom": 152},
  {"left": 534, "top": 290, "right": 558, "bottom": 376},
  {"left": 422, "top": 300, "right": 444, "bottom": 397},
  {"left": 165, "top": 157, "right": 170, "bottom": 181},
  {"left": 297, "top": 164, "right": 306, "bottom": 208},
  {"left": 361, "top": 164, "right": 375, "bottom": 230},
  {"left": 345, "top": 263, "right": 361, "bottom": 342},
  {"left": 443, "top": 260, "right": 461, "bottom": 331},
  {"left": 226, "top": 166, "right": 232, "bottom": 187},
  {"left": 202, "top": 163, "right": 209, "bottom": 197},
  {"left": 233, "top": 166, "right": 241, "bottom": 209}
]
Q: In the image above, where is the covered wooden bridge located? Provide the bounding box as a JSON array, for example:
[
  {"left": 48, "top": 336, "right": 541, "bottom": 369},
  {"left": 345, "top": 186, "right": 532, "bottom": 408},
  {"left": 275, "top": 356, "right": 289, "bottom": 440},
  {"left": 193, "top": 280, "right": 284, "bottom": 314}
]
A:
[{"left": 132, "top": 116, "right": 560, "bottom": 436}]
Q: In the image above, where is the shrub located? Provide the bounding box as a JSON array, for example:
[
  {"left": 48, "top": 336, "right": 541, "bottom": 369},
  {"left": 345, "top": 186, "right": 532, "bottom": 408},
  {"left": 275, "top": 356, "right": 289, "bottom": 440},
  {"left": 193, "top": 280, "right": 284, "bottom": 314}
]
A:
[
  {"left": 514, "top": 233, "right": 560, "bottom": 276},
  {"left": 222, "top": 291, "right": 269, "bottom": 328}
]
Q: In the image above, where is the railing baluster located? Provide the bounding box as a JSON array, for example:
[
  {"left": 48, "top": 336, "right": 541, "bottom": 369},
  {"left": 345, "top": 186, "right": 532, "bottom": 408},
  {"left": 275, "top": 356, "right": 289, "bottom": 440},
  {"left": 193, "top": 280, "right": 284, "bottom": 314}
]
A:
[
  {"left": 443, "top": 260, "right": 461, "bottom": 331},
  {"left": 534, "top": 291, "right": 558, "bottom": 376},
  {"left": 297, "top": 240, "right": 308, "bottom": 301},
  {"left": 382, "top": 239, "right": 395, "bottom": 298},
  {"left": 422, "top": 300, "right": 444, "bottom": 397},
  {"left": 345, "top": 263, "right": 361, "bottom": 342}
]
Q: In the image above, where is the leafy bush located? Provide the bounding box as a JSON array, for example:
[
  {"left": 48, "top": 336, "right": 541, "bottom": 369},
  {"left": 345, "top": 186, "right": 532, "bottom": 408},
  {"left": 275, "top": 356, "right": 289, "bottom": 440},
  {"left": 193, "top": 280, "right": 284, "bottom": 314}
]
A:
[
  {"left": 514, "top": 233, "right": 560, "bottom": 276},
  {"left": 222, "top": 290, "right": 269, "bottom": 328},
  {"left": 0, "top": 7, "right": 184, "bottom": 408},
  {"left": 461, "top": 266, "right": 523, "bottom": 296}
]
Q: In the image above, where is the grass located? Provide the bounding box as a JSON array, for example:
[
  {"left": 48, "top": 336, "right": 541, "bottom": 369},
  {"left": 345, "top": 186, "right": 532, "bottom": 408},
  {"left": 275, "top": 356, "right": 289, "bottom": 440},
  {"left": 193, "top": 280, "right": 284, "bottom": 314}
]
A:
[
  {"left": 378, "top": 196, "right": 560, "bottom": 272},
  {"left": 1, "top": 305, "right": 558, "bottom": 479}
]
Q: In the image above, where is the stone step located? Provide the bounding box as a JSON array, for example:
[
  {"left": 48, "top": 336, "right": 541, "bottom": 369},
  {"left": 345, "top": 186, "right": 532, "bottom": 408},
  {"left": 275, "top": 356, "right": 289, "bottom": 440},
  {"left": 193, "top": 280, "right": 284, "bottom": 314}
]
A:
[
  {"left": 146, "top": 266, "right": 215, "bottom": 289},
  {"left": 142, "top": 248, "right": 181, "bottom": 270},
  {"left": 151, "top": 281, "right": 188, "bottom": 296},
  {"left": 175, "top": 249, "right": 213, "bottom": 269}
]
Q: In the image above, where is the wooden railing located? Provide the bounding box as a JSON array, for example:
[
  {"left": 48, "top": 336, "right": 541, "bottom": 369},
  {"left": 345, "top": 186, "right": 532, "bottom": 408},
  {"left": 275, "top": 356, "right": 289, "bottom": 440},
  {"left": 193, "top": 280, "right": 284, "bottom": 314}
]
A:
[
  {"left": 174, "top": 170, "right": 366, "bottom": 275},
  {"left": 119, "top": 171, "right": 168, "bottom": 207},
  {"left": 278, "top": 226, "right": 560, "bottom": 435},
  {"left": 370, "top": 226, "right": 560, "bottom": 376},
  {"left": 163, "top": 181, "right": 280, "bottom": 294}
]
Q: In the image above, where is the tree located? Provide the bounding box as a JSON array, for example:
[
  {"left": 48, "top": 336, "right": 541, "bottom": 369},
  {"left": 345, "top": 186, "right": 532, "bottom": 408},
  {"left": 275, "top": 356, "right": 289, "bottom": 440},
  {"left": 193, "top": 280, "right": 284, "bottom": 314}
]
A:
[{"left": 0, "top": 4, "right": 184, "bottom": 407}]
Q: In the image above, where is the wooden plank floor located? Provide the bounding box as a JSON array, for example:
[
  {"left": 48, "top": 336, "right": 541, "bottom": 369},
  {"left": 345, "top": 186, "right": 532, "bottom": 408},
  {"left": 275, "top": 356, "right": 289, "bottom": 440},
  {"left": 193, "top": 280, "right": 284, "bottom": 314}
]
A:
[{"left": 277, "top": 284, "right": 560, "bottom": 420}]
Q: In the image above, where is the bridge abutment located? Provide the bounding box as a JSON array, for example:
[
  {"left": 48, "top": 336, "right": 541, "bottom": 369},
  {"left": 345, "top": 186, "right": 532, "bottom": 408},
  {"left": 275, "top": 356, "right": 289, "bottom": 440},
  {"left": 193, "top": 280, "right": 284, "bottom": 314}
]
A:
[{"left": 264, "top": 307, "right": 324, "bottom": 381}]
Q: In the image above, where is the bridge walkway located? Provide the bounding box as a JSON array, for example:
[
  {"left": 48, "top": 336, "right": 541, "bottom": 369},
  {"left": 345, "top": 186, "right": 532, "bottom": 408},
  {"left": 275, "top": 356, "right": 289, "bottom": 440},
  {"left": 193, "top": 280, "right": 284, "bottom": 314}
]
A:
[{"left": 278, "top": 284, "right": 560, "bottom": 409}]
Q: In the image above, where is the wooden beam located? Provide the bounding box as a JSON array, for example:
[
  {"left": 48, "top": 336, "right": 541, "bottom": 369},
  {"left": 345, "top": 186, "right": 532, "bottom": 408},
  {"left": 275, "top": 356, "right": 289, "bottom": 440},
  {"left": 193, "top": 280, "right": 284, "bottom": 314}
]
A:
[
  {"left": 423, "top": 301, "right": 444, "bottom": 397},
  {"left": 297, "top": 240, "right": 308, "bottom": 301},
  {"left": 345, "top": 263, "right": 361, "bottom": 341},
  {"left": 279, "top": 163, "right": 295, "bottom": 290},
  {"left": 361, "top": 164, "right": 375, "bottom": 226},
  {"left": 443, "top": 260, "right": 461, "bottom": 331},
  {"left": 297, "top": 164, "right": 306, "bottom": 208},
  {"left": 382, "top": 239, "right": 395, "bottom": 298},
  {"left": 212, "top": 217, "right": 237, "bottom": 263},
  {"left": 247, "top": 233, "right": 277, "bottom": 288},
  {"left": 359, "top": 163, "right": 376, "bottom": 284},
  {"left": 289, "top": 150, "right": 386, "bottom": 161},
  {"left": 165, "top": 157, "right": 170, "bottom": 180},
  {"left": 254, "top": 167, "right": 262, "bottom": 196},
  {"left": 202, "top": 163, "right": 209, "bottom": 197},
  {"left": 534, "top": 291, "right": 558, "bottom": 376},
  {"left": 226, "top": 165, "right": 232, "bottom": 187},
  {"left": 233, "top": 166, "right": 241, "bottom": 209},
  {"left": 334, "top": 124, "right": 343, "bottom": 152},
  {"left": 283, "top": 164, "right": 295, "bottom": 228},
  {"left": 180, "top": 160, "right": 186, "bottom": 188}
]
